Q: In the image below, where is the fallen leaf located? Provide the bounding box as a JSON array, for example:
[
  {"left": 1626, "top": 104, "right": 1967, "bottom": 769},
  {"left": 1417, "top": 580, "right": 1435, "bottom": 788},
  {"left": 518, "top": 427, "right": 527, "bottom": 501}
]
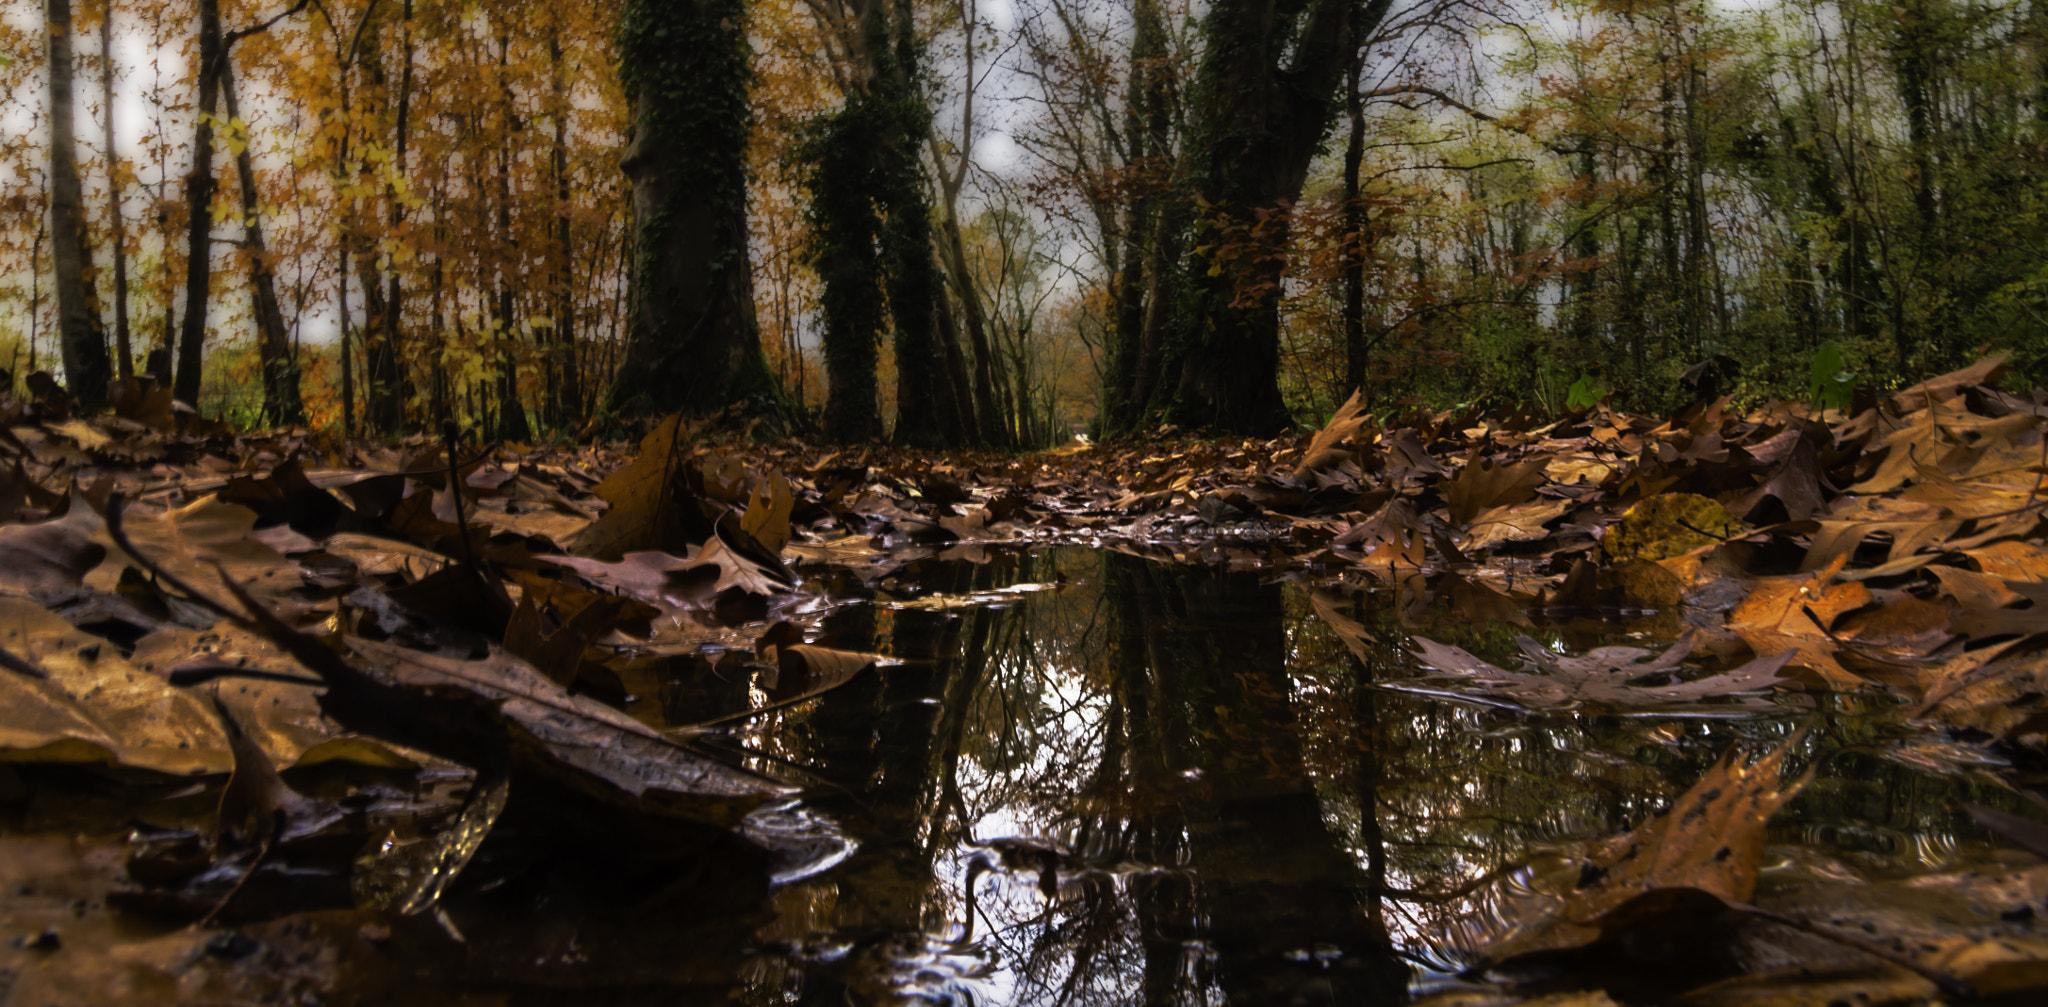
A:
[
  {"left": 1294, "top": 391, "right": 1369, "bottom": 475},
  {"left": 1463, "top": 498, "right": 1572, "bottom": 552},
  {"left": 1446, "top": 457, "right": 1548, "bottom": 524},
  {"left": 1477, "top": 734, "right": 1813, "bottom": 966},
  {"left": 571, "top": 415, "right": 703, "bottom": 559},
  {"left": 1402, "top": 634, "right": 1793, "bottom": 712},
  {"left": 740, "top": 470, "right": 796, "bottom": 554},
  {"left": 763, "top": 643, "right": 896, "bottom": 704},
  {"left": 1603, "top": 493, "right": 1740, "bottom": 562},
  {"left": 0, "top": 597, "right": 226, "bottom": 774},
  {"left": 0, "top": 502, "right": 105, "bottom": 598}
]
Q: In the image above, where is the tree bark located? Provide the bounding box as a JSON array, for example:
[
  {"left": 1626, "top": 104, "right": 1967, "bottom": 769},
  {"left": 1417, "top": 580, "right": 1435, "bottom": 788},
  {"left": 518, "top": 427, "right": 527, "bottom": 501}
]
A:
[
  {"left": 935, "top": 206, "right": 1002, "bottom": 443},
  {"left": 47, "top": 0, "right": 112, "bottom": 410},
  {"left": 1341, "top": 53, "right": 1367, "bottom": 400},
  {"left": 100, "top": 3, "right": 132, "bottom": 381},
  {"left": 494, "top": 67, "right": 530, "bottom": 443},
  {"left": 610, "top": 0, "right": 777, "bottom": 420},
  {"left": 1169, "top": 0, "right": 1388, "bottom": 434},
  {"left": 549, "top": 18, "right": 583, "bottom": 426},
  {"left": 220, "top": 60, "right": 304, "bottom": 424},
  {"left": 173, "top": 0, "right": 224, "bottom": 408}
]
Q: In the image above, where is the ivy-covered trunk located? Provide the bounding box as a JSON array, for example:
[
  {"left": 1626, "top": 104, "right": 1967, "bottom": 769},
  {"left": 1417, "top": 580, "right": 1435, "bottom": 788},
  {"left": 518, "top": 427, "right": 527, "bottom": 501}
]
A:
[
  {"left": 1167, "top": 0, "right": 1384, "bottom": 435},
  {"left": 798, "top": 0, "right": 960, "bottom": 445},
  {"left": 801, "top": 103, "right": 887, "bottom": 442},
  {"left": 611, "top": 0, "right": 776, "bottom": 418}
]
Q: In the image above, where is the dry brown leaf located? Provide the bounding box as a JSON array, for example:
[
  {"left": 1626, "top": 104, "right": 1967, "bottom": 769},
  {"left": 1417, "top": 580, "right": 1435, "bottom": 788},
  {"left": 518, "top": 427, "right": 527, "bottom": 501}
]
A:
[
  {"left": 1446, "top": 457, "right": 1548, "bottom": 524},
  {"left": 1929, "top": 565, "right": 2025, "bottom": 610},
  {"left": 740, "top": 470, "right": 796, "bottom": 554},
  {"left": 1462, "top": 498, "right": 1571, "bottom": 553},
  {"left": 89, "top": 496, "right": 300, "bottom": 614},
  {"left": 570, "top": 415, "right": 698, "bottom": 559},
  {"left": 1293, "top": 390, "right": 1369, "bottom": 476}
]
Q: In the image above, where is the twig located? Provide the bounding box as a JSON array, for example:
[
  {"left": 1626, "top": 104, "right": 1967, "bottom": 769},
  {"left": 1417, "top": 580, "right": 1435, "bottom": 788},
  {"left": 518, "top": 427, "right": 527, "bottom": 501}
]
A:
[
  {"left": 1722, "top": 899, "right": 1974, "bottom": 999},
  {"left": 1676, "top": 517, "right": 1734, "bottom": 542},
  {"left": 0, "top": 643, "right": 50, "bottom": 679},
  {"left": 104, "top": 491, "right": 243, "bottom": 621},
  {"left": 442, "top": 422, "right": 481, "bottom": 574},
  {"left": 166, "top": 665, "right": 327, "bottom": 688},
  {"left": 194, "top": 819, "right": 277, "bottom": 930}
]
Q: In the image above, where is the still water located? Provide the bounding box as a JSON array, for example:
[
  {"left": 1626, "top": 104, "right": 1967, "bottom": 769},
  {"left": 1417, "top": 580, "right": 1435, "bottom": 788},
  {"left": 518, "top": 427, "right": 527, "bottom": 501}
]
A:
[
  {"left": 576, "top": 547, "right": 1988, "bottom": 1006},
  {"left": 32, "top": 547, "right": 1992, "bottom": 1005}
]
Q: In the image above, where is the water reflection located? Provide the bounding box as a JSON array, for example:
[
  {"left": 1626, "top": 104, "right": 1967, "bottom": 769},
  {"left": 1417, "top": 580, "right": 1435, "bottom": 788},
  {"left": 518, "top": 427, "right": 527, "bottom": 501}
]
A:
[{"left": 732, "top": 548, "right": 2003, "bottom": 1005}]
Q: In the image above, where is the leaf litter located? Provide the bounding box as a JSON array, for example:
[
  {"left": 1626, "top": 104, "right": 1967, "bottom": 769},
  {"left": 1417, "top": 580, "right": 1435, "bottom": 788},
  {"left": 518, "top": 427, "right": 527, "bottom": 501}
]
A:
[{"left": 8, "top": 357, "right": 2048, "bottom": 1000}]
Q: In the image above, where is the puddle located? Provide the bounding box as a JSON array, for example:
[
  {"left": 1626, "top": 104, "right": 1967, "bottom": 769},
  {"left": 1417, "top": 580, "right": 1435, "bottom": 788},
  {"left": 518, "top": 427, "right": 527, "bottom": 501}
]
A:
[
  {"left": 1, "top": 547, "right": 2030, "bottom": 1004},
  {"left": 729, "top": 549, "right": 2021, "bottom": 1003}
]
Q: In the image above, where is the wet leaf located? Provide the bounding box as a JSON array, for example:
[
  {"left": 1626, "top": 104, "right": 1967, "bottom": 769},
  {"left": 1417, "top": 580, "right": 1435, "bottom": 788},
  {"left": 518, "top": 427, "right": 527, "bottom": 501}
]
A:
[
  {"left": 1402, "top": 634, "right": 1793, "bottom": 712},
  {"left": 1478, "top": 734, "right": 1813, "bottom": 966},
  {"left": 353, "top": 772, "right": 510, "bottom": 915},
  {"left": 763, "top": 643, "right": 897, "bottom": 704},
  {"left": 503, "top": 590, "right": 624, "bottom": 687},
  {"left": 1603, "top": 493, "right": 1740, "bottom": 562},
  {"left": 212, "top": 697, "right": 342, "bottom": 847},
  {"left": 1446, "top": 457, "right": 1548, "bottom": 525},
  {"left": 0, "top": 598, "right": 227, "bottom": 774}
]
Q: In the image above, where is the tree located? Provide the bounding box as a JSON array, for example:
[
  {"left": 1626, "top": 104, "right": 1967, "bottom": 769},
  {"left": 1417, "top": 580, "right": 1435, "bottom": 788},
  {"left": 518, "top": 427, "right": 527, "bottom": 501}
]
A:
[
  {"left": 220, "top": 56, "right": 305, "bottom": 424},
  {"left": 46, "top": 0, "right": 112, "bottom": 409},
  {"left": 1164, "top": 0, "right": 1389, "bottom": 434},
  {"left": 100, "top": 0, "right": 132, "bottom": 381},
  {"left": 608, "top": 0, "right": 778, "bottom": 420},
  {"left": 795, "top": 0, "right": 975, "bottom": 444},
  {"left": 172, "top": 0, "right": 307, "bottom": 411}
]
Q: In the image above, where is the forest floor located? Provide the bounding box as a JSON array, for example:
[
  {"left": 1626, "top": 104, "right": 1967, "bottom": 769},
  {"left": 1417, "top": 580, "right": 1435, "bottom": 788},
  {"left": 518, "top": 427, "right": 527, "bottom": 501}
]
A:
[{"left": 3, "top": 356, "right": 2048, "bottom": 1004}]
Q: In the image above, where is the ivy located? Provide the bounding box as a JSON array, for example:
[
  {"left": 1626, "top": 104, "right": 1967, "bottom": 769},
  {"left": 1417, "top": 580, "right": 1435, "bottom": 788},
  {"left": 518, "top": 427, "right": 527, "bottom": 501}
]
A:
[
  {"left": 610, "top": 0, "right": 782, "bottom": 422},
  {"left": 790, "top": 11, "right": 945, "bottom": 444},
  {"left": 617, "top": 0, "right": 753, "bottom": 280}
]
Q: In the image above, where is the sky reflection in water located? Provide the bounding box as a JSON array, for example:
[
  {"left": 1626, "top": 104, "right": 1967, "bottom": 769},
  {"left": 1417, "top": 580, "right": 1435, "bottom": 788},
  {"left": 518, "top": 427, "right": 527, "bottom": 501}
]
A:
[{"left": 733, "top": 547, "right": 1996, "bottom": 1006}]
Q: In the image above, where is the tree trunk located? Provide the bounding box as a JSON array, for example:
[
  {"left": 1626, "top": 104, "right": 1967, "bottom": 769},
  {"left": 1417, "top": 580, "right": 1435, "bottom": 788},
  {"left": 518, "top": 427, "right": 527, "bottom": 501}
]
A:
[
  {"left": 1169, "top": 0, "right": 1386, "bottom": 434},
  {"left": 495, "top": 107, "right": 531, "bottom": 443},
  {"left": 361, "top": 7, "right": 408, "bottom": 433},
  {"left": 100, "top": 3, "right": 132, "bottom": 381},
  {"left": 549, "top": 19, "right": 582, "bottom": 426},
  {"left": 338, "top": 248, "right": 353, "bottom": 434},
  {"left": 220, "top": 61, "right": 304, "bottom": 425},
  {"left": 879, "top": 145, "right": 947, "bottom": 443},
  {"left": 1103, "top": 0, "right": 1177, "bottom": 435},
  {"left": 804, "top": 105, "right": 887, "bottom": 441},
  {"left": 173, "top": 0, "right": 224, "bottom": 408},
  {"left": 610, "top": 0, "right": 777, "bottom": 419},
  {"left": 936, "top": 208, "right": 1002, "bottom": 444},
  {"left": 47, "top": 0, "right": 112, "bottom": 410},
  {"left": 1341, "top": 54, "right": 1367, "bottom": 399}
]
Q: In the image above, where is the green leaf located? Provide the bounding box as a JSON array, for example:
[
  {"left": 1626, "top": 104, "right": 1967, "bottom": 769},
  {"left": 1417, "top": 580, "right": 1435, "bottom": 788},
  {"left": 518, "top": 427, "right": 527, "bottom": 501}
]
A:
[
  {"left": 1565, "top": 373, "right": 1608, "bottom": 410},
  {"left": 1808, "top": 344, "right": 1855, "bottom": 410}
]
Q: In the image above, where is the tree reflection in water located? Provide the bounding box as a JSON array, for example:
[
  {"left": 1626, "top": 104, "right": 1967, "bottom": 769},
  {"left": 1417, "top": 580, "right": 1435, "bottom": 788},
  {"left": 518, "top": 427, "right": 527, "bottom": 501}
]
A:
[
  {"left": 745, "top": 551, "right": 1404, "bottom": 1005},
  {"left": 739, "top": 548, "right": 1992, "bottom": 1005}
]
